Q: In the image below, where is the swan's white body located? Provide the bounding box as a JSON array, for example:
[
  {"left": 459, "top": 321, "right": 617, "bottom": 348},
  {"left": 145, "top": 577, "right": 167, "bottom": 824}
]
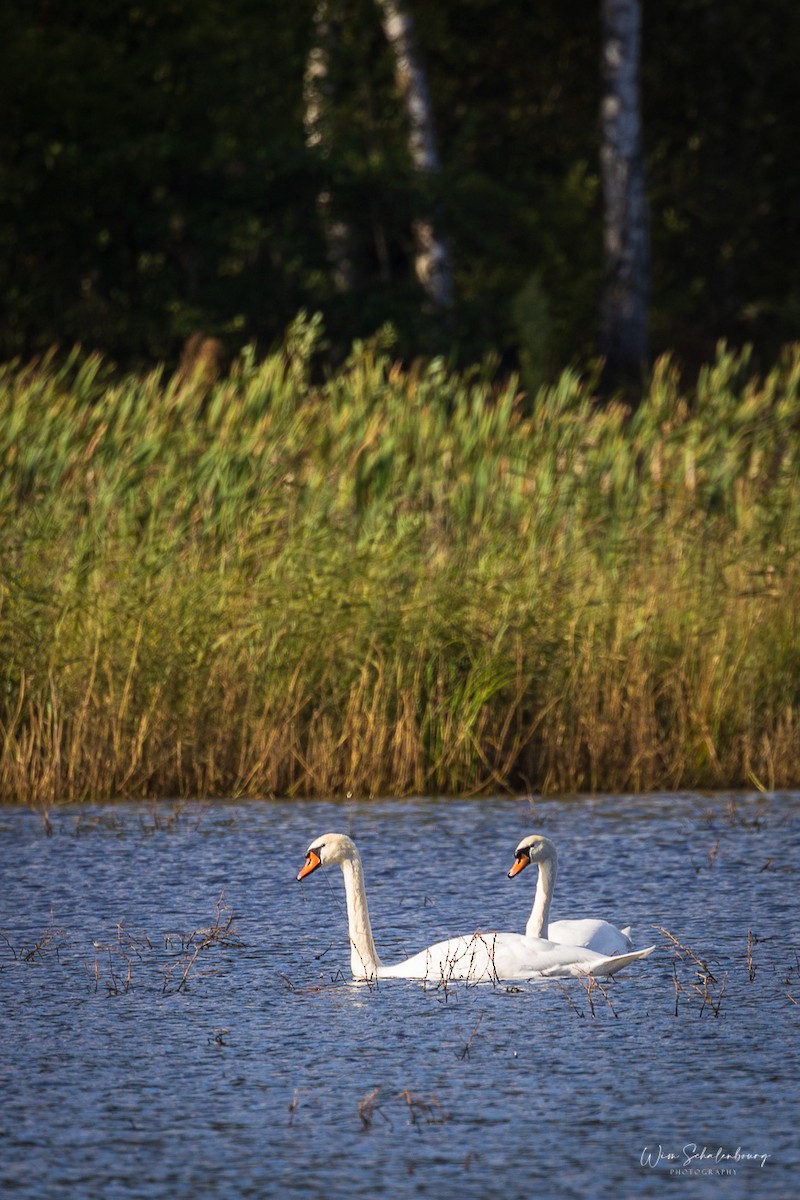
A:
[
  {"left": 297, "top": 833, "right": 653, "bottom": 983},
  {"left": 509, "top": 834, "right": 637, "bottom": 956}
]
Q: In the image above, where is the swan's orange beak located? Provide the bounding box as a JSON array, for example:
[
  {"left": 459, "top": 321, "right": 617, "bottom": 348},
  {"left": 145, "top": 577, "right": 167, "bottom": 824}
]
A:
[
  {"left": 297, "top": 849, "right": 322, "bottom": 880},
  {"left": 508, "top": 851, "right": 530, "bottom": 879}
]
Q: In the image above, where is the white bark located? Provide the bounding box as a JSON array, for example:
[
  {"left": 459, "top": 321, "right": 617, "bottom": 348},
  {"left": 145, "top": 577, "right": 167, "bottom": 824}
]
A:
[
  {"left": 375, "top": 0, "right": 453, "bottom": 310},
  {"left": 304, "top": 0, "right": 355, "bottom": 292},
  {"left": 600, "top": 0, "right": 649, "bottom": 385}
]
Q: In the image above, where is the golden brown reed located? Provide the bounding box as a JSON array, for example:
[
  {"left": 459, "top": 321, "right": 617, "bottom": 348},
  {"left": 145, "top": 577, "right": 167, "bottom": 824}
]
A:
[{"left": 1, "top": 320, "right": 799, "bottom": 802}]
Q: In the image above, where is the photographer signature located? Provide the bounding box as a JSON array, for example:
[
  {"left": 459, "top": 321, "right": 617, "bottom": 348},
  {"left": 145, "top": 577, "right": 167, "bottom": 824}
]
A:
[{"left": 641, "top": 1144, "right": 770, "bottom": 1169}]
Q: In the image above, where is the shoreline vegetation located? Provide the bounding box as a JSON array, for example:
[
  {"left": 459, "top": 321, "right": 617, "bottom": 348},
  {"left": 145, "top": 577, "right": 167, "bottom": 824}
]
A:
[{"left": 1, "top": 314, "right": 799, "bottom": 804}]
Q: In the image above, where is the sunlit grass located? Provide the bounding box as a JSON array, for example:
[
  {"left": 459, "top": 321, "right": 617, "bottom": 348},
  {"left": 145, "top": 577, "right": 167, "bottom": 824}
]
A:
[{"left": 1, "top": 316, "right": 799, "bottom": 801}]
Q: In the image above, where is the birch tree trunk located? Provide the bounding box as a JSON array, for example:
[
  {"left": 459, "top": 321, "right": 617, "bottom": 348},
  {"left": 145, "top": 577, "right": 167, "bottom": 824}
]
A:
[
  {"left": 599, "top": 0, "right": 649, "bottom": 389},
  {"left": 374, "top": 0, "right": 453, "bottom": 311},
  {"left": 304, "top": 0, "right": 355, "bottom": 292}
]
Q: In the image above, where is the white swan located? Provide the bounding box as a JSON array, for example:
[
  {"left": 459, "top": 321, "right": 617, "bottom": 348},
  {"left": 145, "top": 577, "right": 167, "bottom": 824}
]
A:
[
  {"left": 508, "top": 833, "right": 637, "bottom": 955},
  {"left": 297, "top": 832, "right": 653, "bottom": 982}
]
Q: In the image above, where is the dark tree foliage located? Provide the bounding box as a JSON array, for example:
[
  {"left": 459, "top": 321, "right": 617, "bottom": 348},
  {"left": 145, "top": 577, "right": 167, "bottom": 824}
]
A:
[
  {"left": 643, "top": 0, "right": 800, "bottom": 366},
  {"left": 1, "top": 0, "right": 798, "bottom": 373},
  {"left": 0, "top": 0, "right": 317, "bottom": 363}
]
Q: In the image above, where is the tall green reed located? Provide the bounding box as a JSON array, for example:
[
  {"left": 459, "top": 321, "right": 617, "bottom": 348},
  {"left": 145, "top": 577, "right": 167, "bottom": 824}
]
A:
[{"left": 1, "top": 318, "right": 799, "bottom": 801}]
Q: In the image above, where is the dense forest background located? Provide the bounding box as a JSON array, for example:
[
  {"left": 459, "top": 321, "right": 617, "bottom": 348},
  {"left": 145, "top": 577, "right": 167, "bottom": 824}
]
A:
[{"left": 2, "top": 0, "right": 799, "bottom": 377}]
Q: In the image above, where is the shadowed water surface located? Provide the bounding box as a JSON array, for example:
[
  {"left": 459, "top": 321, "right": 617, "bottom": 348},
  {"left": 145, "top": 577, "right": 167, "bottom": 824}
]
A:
[{"left": 0, "top": 793, "right": 798, "bottom": 1198}]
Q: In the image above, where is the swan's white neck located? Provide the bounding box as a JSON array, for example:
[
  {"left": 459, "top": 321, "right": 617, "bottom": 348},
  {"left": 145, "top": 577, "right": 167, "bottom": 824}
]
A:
[
  {"left": 340, "top": 855, "right": 383, "bottom": 979},
  {"left": 526, "top": 854, "right": 557, "bottom": 939}
]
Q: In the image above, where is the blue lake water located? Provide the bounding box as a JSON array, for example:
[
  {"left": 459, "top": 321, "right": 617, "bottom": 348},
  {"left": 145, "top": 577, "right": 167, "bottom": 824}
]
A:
[{"left": 0, "top": 792, "right": 797, "bottom": 1198}]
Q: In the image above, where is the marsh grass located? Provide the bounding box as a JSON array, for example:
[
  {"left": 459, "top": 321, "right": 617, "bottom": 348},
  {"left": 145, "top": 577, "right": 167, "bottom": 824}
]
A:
[
  {"left": 658, "top": 926, "right": 728, "bottom": 1017},
  {"left": 747, "top": 929, "right": 757, "bottom": 982},
  {"left": 356, "top": 1087, "right": 447, "bottom": 1131},
  {"left": 552, "top": 973, "right": 620, "bottom": 1019},
  {"left": 86, "top": 922, "right": 152, "bottom": 995},
  {"left": 456, "top": 1013, "right": 484, "bottom": 1059},
  {"left": 2, "top": 320, "right": 800, "bottom": 800},
  {"left": 0, "top": 909, "right": 67, "bottom": 965},
  {"left": 83, "top": 893, "right": 242, "bottom": 995},
  {"left": 357, "top": 1087, "right": 386, "bottom": 1131},
  {"left": 162, "top": 891, "right": 242, "bottom": 993},
  {"left": 577, "top": 973, "right": 619, "bottom": 1018}
]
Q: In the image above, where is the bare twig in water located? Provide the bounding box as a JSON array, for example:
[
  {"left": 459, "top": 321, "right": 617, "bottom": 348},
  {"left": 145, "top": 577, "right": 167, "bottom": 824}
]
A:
[
  {"left": 0, "top": 930, "right": 18, "bottom": 963},
  {"left": 691, "top": 838, "right": 719, "bottom": 874},
  {"left": 555, "top": 979, "right": 586, "bottom": 1019},
  {"left": 85, "top": 922, "right": 152, "bottom": 995},
  {"left": 279, "top": 973, "right": 324, "bottom": 995},
  {"left": 399, "top": 1089, "right": 447, "bottom": 1127},
  {"left": 25, "top": 911, "right": 67, "bottom": 961},
  {"left": 162, "top": 891, "right": 243, "bottom": 994},
  {"left": 704, "top": 971, "right": 727, "bottom": 1017},
  {"left": 456, "top": 1014, "right": 484, "bottom": 1060},
  {"left": 104, "top": 947, "right": 133, "bottom": 995},
  {"left": 659, "top": 925, "right": 725, "bottom": 1017},
  {"left": 143, "top": 800, "right": 189, "bottom": 833},
  {"left": 358, "top": 1087, "right": 389, "bottom": 1131},
  {"left": 356, "top": 1088, "right": 444, "bottom": 1132},
  {"left": 116, "top": 922, "right": 152, "bottom": 956},
  {"left": 747, "top": 929, "right": 757, "bottom": 982},
  {"left": 656, "top": 926, "right": 716, "bottom": 983},
  {"left": 780, "top": 950, "right": 800, "bottom": 1007},
  {"left": 87, "top": 929, "right": 139, "bottom": 995},
  {"left": 287, "top": 1087, "right": 324, "bottom": 1125},
  {"left": 577, "top": 973, "right": 618, "bottom": 1019},
  {"left": 783, "top": 949, "right": 800, "bottom": 986},
  {"left": 3, "top": 909, "right": 68, "bottom": 964},
  {"left": 672, "top": 961, "right": 682, "bottom": 1017}
]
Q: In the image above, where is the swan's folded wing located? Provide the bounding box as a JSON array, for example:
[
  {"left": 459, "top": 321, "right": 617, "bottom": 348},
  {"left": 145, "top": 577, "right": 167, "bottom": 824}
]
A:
[
  {"left": 579, "top": 944, "right": 655, "bottom": 978},
  {"left": 546, "top": 918, "right": 634, "bottom": 956},
  {"left": 507, "top": 939, "right": 655, "bottom": 979}
]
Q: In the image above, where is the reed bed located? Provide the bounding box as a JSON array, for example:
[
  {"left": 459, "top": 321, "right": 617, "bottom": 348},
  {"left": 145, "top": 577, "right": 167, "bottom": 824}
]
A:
[{"left": 1, "top": 316, "right": 799, "bottom": 802}]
